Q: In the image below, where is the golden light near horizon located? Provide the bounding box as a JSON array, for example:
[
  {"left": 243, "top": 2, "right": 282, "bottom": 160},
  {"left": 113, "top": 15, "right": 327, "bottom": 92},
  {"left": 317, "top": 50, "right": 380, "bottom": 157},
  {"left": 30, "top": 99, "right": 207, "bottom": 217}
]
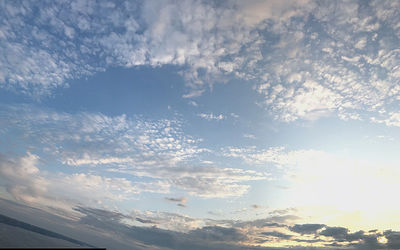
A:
[
  {"left": 282, "top": 151, "right": 400, "bottom": 219},
  {"left": 377, "top": 236, "right": 388, "bottom": 244}
]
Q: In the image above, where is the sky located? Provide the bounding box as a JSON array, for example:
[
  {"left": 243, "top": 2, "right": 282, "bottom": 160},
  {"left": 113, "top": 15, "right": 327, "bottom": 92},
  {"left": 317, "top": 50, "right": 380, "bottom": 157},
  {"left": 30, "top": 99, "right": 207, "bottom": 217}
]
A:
[{"left": 0, "top": 0, "right": 400, "bottom": 249}]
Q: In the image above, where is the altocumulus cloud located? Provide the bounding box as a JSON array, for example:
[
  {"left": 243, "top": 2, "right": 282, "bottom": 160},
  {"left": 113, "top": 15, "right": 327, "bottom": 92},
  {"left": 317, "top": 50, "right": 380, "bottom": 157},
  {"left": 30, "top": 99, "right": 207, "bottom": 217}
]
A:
[
  {"left": 1, "top": 1, "right": 399, "bottom": 125},
  {"left": 0, "top": 104, "right": 268, "bottom": 200},
  {"left": 0, "top": 0, "right": 289, "bottom": 97}
]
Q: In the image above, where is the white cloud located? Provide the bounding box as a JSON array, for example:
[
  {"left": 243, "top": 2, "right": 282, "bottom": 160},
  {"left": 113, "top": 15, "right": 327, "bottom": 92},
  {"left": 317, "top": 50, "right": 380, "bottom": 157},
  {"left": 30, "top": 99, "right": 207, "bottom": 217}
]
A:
[
  {"left": 188, "top": 100, "right": 198, "bottom": 107},
  {"left": 0, "top": 104, "right": 268, "bottom": 198},
  {"left": 0, "top": 104, "right": 205, "bottom": 168},
  {"left": 263, "top": 80, "right": 343, "bottom": 122},
  {"left": 0, "top": 153, "right": 169, "bottom": 211},
  {"left": 198, "top": 113, "right": 226, "bottom": 121},
  {"left": 2, "top": 1, "right": 399, "bottom": 127},
  {"left": 0, "top": 152, "right": 47, "bottom": 204},
  {"left": 371, "top": 112, "right": 400, "bottom": 127},
  {"left": 0, "top": 0, "right": 261, "bottom": 97},
  {"left": 0, "top": 0, "right": 316, "bottom": 99},
  {"left": 112, "top": 165, "right": 268, "bottom": 198},
  {"left": 249, "top": 1, "right": 400, "bottom": 124},
  {"left": 243, "top": 134, "right": 256, "bottom": 139},
  {"left": 223, "top": 146, "right": 325, "bottom": 167},
  {"left": 129, "top": 210, "right": 205, "bottom": 232}
]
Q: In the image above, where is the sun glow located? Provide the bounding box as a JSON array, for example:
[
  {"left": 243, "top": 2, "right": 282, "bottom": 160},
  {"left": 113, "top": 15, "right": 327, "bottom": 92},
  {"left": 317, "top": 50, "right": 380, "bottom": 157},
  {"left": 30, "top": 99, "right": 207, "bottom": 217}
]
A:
[{"left": 377, "top": 236, "right": 388, "bottom": 244}]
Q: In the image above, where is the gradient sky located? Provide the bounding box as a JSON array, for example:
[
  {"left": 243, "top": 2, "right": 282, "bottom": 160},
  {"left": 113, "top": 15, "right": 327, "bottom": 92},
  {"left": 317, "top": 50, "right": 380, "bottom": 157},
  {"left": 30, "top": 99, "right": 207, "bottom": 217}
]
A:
[{"left": 1, "top": 0, "right": 400, "bottom": 249}]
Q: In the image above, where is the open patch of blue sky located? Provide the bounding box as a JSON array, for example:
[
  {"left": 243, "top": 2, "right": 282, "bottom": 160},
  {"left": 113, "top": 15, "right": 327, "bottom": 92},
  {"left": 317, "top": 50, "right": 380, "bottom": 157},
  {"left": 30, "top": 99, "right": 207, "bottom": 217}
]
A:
[{"left": 1, "top": 0, "right": 400, "bottom": 249}]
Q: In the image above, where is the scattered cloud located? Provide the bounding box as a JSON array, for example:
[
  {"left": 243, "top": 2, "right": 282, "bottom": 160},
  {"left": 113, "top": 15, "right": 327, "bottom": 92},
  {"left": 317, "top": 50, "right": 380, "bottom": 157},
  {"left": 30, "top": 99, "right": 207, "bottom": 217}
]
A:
[
  {"left": 0, "top": 104, "right": 268, "bottom": 199},
  {"left": 188, "top": 101, "right": 198, "bottom": 107},
  {"left": 243, "top": 134, "right": 256, "bottom": 139},
  {"left": 165, "top": 197, "right": 187, "bottom": 203},
  {"left": 223, "top": 146, "right": 325, "bottom": 167},
  {"left": 0, "top": 0, "right": 277, "bottom": 98},
  {"left": 1, "top": 1, "right": 400, "bottom": 127},
  {"left": 115, "top": 165, "right": 268, "bottom": 198},
  {"left": 198, "top": 113, "right": 226, "bottom": 121},
  {"left": 371, "top": 112, "right": 400, "bottom": 127},
  {"left": 165, "top": 197, "right": 188, "bottom": 208}
]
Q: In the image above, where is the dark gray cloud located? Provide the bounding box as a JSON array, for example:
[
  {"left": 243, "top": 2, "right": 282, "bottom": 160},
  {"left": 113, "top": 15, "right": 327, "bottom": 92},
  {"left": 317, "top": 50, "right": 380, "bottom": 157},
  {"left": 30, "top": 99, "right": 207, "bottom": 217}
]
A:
[
  {"left": 0, "top": 213, "right": 94, "bottom": 247},
  {"left": 319, "top": 226, "right": 349, "bottom": 241},
  {"left": 345, "top": 230, "right": 366, "bottom": 242},
  {"left": 165, "top": 197, "right": 188, "bottom": 207},
  {"left": 268, "top": 215, "right": 301, "bottom": 224},
  {"left": 289, "top": 224, "right": 325, "bottom": 235},
  {"left": 188, "top": 226, "right": 247, "bottom": 242},
  {"left": 263, "top": 223, "right": 288, "bottom": 228},
  {"left": 74, "top": 207, "right": 130, "bottom": 222},
  {"left": 233, "top": 215, "right": 300, "bottom": 228},
  {"left": 260, "top": 231, "right": 292, "bottom": 240},
  {"left": 384, "top": 230, "right": 400, "bottom": 249},
  {"left": 318, "top": 226, "right": 368, "bottom": 243},
  {"left": 0, "top": 199, "right": 158, "bottom": 250},
  {"left": 269, "top": 208, "right": 297, "bottom": 216},
  {"left": 165, "top": 197, "right": 187, "bottom": 203},
  {"left": 136, "top": 218, "right": 156, "bottom": 224},
  {"left": 1, "top": 198, "right": 399, "bottom": 250},
  {"left": 231, "top": 214, "right": 302, "bottom": 230}
]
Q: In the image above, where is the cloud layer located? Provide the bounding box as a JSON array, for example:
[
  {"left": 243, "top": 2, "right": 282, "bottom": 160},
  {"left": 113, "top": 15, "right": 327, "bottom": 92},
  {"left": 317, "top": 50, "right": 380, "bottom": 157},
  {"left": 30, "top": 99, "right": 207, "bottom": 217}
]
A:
[
  {"left": 0, "top": 104, "right": 268, "bottom": 202},
  {"left": 4, "top": 199, "right": 398, "bottom": 250},
  {"left": 1, "top": 1, "right": 399, "bottom": 125}
]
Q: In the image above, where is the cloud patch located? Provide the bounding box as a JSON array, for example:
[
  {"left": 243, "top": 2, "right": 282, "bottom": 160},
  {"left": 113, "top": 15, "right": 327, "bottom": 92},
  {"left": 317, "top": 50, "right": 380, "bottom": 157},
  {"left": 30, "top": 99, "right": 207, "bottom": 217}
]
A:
[
  {"left": 0, "top": 104, "right": 268, "bottom": 199},
  {"left": 0, "top": 153, "right": 168, "bottom": 211},
  {"left": 198, "top": 113, "right": 226, "bottom": 121}
]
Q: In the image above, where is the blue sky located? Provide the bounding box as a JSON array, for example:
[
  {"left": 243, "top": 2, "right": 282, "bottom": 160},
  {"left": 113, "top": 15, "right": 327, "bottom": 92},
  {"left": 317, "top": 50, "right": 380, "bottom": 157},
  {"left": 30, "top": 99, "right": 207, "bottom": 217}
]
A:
[{"left": 1, "top": 0, "right": 400, "bottom": 248}]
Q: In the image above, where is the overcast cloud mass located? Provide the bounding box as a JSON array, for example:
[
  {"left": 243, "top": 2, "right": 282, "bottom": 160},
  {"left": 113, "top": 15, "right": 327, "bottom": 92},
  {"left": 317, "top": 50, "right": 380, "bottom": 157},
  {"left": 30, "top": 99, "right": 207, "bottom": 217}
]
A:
[{"left": 0, "top": 0, "right": 400, "bottom": 249}]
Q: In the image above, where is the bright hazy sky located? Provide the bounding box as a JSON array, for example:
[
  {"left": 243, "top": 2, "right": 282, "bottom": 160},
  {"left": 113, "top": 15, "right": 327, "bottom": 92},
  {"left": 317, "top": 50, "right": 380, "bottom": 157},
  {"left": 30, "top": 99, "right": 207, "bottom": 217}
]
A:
[{"left": 0, "top": 0, "right": 400, "bottom": 249}]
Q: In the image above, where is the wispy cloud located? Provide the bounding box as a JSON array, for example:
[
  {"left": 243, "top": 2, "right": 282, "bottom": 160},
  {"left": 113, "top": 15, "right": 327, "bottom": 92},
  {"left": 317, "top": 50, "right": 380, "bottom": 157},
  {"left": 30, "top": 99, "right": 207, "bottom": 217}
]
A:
[
  {"left": 198, "top": 113, "right": 226, "bottom": 121},
  {"left": 243, "top": 133, "right": 256, "bottom": 139},
  {"left": 113, "top": 165, "right": 268, "bottom": 198},
  {"left": 188, "top": 100, "right": 198, "bottom": 107},
  {"left": 165, "top": 197, "right": 188, "bottom": 207}
]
